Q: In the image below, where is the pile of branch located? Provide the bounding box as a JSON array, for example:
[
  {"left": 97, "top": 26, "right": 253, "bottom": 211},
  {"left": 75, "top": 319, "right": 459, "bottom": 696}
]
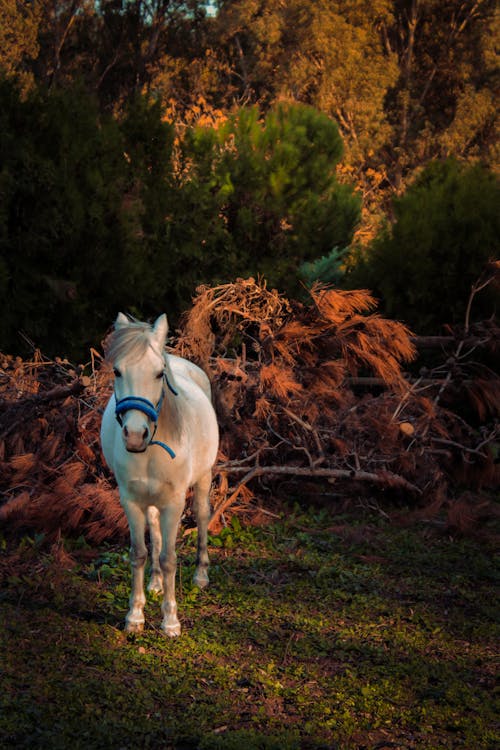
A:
[
  {"left": 177, "top": 277, "right": 499, "bottom": 531},
  {"left": 0, "top": 271, "right": 498, "bottom": 542},
  {"left": 0, "top": 350, "right": 127, "bottom": 542}
]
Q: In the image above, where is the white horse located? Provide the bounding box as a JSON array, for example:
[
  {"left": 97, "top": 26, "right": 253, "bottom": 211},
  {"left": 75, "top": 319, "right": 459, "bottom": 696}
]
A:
[{"left": 100, "top": 313, "right": 219, "bottom": 636}]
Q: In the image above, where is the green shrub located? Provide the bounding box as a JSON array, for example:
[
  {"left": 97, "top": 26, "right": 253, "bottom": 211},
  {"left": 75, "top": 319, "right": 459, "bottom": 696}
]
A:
[
  {"left": 346, "top": 159, "right": 499, "bottom": 332},
  {"left": 0, "top": 83, "right": 360, "bottom": 356},
  {"left": 299, "top": 246, "right": 348, "bottom": 287},
  {"left": 166, "top": 103, "right": 361, "bottom": 305}
]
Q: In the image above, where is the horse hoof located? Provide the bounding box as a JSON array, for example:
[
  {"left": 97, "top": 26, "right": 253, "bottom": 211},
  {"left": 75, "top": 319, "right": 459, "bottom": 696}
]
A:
[
  {"left": 125, "top": 619, "right": 144, "bottom": 634},
  {"left": 193, "top": 571, "right": 209, "bottom": 589},
  {"left": 161, "top": 621, "right": 181, "bottom": 637},
  {"left": 147, "top": 577, "right": 163, "bottom": 594}
]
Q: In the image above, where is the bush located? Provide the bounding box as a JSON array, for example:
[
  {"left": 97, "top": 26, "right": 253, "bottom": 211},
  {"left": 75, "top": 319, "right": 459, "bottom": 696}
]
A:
[
  {"left": 166, "top": 103, "right": 361, "bottom": 305},
  {"left": 299, "top": 246, "right": 348, "bottom": 288},
  {"left": 346, "top": 159, "right": 499, "bottom": 332}
]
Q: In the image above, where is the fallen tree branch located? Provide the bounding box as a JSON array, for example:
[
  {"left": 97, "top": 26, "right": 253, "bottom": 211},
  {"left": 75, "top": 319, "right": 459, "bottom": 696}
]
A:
[
  {"left": 210, "top": 464, "right": 422, "bottom": 530},
  {"left": 0, "top": 378, "right": 87, "bottom": 438},
  {"left": 411, "top": 335, "right": 492, "bottom": 348},
  {"left": 281, "top": 405, "right": 324, "bottom": 455}
]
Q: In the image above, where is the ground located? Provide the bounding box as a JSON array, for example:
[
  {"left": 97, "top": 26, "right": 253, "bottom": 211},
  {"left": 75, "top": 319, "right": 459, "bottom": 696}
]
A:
[{"left": 0, "top": 504, "right": 498, "bottom": 750}]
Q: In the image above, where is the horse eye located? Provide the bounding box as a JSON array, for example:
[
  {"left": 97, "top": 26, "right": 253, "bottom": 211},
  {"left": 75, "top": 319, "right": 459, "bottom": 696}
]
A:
[
  {"left": 155, "top": 371, "right": 164, "bottom": 380},
  {"left": 113, "top": 368, "right": 122, "bottom": 378}
]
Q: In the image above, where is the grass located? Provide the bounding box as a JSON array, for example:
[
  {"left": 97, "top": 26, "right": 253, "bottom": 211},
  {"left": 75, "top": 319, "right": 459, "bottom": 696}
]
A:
[{"left": 0, "top": 505, "right": 498, "bottom": 749}]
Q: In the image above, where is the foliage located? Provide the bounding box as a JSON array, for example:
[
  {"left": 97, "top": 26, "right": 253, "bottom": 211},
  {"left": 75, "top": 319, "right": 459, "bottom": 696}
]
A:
[
  {"left": 166, "top": 103, "right": 360, "bottom": 304},
  {"left": 0, "top": 2, "right": 498, "bottom": 352},
  {"left": 278, "top": 0, "right": 399, "bottom": 162},
  {"left": 207, "top": 0, "right": 499, "bottom": 197},
  {"left": 0, "top": 0, "right": 40, "bottom": 92},
  {"left": 346, "top": 158, "right": 500, "bottom": 332},
  {"left": 4, "top": 0, "right": 497, "bottom": 207},
  {"left": 0, "top": 78, "right": 359, "bottom": 355},
  {"left": 386, "top": 0, "right": 499, "bottom": 177},
  {"left": 0, "top": 507, "right": 498, "bottom": 748},
  {"left": 298, "top": 246, "right": 348, "bottom": 288},
  {"left": 0, "top": 78, "right": 174, "bottom": 356}
]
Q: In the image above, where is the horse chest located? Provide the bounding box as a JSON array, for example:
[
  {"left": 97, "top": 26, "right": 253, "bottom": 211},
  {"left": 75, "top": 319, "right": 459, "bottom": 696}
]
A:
[{"left": 116, "top": 456, "right": 187, "bottom": 506}]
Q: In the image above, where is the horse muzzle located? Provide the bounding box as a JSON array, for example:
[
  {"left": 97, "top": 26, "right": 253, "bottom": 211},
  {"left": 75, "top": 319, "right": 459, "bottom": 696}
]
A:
[
  {"left": 114, "top": 390, "right": 176, "bottom": 459},
  {"left": 115, "top": 394, "right": 157, "bottom": 453},
  {"left": 122, "top": 422, "right": 150, "bottom": 452}
]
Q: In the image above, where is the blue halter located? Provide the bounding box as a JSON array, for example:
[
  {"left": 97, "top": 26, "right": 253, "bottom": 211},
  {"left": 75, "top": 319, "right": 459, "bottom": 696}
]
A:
[{"left": 114, "top": 373, "right": 178, "bottom": 459}]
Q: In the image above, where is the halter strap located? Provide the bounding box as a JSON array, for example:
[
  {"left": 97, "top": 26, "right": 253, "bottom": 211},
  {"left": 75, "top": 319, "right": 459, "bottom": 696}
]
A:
[
  {"left": 149, "top": 439, "right": 176, "bottom": 459},
  {"left": 115, "top": 396, "right": 161, "bottom": 424},
  {"left": 114, "top": 372, "right": 177, "bottom": 459},
  {"left": 164, "top": 373, "right": 178, "bottom": 396}
]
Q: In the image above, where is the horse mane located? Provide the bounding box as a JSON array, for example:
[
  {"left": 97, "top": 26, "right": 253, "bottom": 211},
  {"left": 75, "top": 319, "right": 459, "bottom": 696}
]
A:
[
  {"left": 104, "top": 319, "right": 183, "bottom": 440},
  {"left": 104, "top": 321, "right": 156, "bottom": 365}
]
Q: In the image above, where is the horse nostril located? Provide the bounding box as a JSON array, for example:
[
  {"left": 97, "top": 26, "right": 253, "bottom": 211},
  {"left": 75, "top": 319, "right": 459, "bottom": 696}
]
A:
[
  {"left": 124, "top": 425, "right": 129, "bottom": 437},
  {"left": 143, "top": 428, "right": 149, "bottom": 440}
]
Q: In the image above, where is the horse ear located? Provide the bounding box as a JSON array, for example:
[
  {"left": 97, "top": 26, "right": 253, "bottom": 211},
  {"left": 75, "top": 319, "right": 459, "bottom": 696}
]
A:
[
  {"left": 152, "top": 314, "right": 169, "bottom": 346},
  {"left": 115, "top": 312, "right": 130, "bottom": 330}
]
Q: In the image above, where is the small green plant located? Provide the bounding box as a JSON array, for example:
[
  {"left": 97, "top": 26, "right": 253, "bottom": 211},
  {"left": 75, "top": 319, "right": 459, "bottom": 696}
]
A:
[{"left": 299, "top": 246, "right": 348, "bottom": 287}]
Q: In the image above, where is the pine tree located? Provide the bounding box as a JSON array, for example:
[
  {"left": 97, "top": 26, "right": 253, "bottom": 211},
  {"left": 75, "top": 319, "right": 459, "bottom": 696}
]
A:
[
  {"left": 346, "top": 158, "right": 500, "bottom": 332},
  {"left": 165, "top": 102, "right": 361, "bottom": 306}
]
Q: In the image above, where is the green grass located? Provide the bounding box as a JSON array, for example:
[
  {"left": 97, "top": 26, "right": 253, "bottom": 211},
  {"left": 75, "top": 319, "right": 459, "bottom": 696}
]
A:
[{"left": 0, "top": 507, "right": 498, "bottom": 749}]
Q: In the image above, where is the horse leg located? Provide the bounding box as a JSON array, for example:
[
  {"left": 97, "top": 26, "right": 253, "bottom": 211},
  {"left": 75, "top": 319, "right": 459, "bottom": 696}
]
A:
[
  {"left": 146, "top": 506, "right": 163, "bottom": 593},
  {"left": 122, "top": 500, "right": 148, "bottom": 633},
  {"left": 159, "top": 501, "right": 184, "bottom": 637},
  {"left": 192, "top": 471, "right": 212, "bottom": 589}
]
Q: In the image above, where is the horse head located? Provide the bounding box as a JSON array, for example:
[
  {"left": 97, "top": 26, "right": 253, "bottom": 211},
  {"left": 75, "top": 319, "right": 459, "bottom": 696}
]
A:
[{"left": 110, "top": 313, "right": 169, "bottom": 453}]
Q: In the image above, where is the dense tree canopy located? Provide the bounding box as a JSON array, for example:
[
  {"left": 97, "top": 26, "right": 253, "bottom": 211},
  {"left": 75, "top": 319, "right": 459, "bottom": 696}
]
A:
[
  {"left": 1, "top": 1, "right": 498, "bottom": 353},
  {"left": 0, "top": 78, "right": 175, "bottom": 355},
  {"left": 0, "top": 75, "right": 360, "bottom": 355},
  {"left": 165, "top": 104, "right": 360, "bottom": 303},
  {"left": 3, "top": 1, "right": 497, "bottom": 184}
]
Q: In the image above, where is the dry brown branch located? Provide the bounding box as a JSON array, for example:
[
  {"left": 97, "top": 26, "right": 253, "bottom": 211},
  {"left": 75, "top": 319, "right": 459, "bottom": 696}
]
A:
[
  {"left": 209, "top": 464, "right": 421, "bottom": 530},
  {"left": 0, "top": 272, "right": 497, "bottom": 541},
  {"left": 0, "top": 378, "right": 88, "bottom": 439}
]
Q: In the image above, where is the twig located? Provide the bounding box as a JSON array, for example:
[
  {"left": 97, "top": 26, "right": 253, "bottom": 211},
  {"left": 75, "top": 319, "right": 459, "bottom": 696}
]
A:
[
  {"left": 209, "top": 464, "right": 421, "bottom": 530},
  {"left": 421, "top": 269, "right": 498, "bottom": 436},
  {"left": 430, "top": 437, "right": 488, "bottom": 458},
  {"left": 281, "top": 405, "right": 324, "bottom": 456}
]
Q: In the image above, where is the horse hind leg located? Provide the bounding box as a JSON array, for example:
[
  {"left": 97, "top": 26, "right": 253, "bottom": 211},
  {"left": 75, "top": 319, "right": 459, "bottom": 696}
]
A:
[
  {"left": 192, "top": 471, "right": 212, "bottom": 589},
  {"left": 146, "top": 506, "right": 163, "bottom": 594}
]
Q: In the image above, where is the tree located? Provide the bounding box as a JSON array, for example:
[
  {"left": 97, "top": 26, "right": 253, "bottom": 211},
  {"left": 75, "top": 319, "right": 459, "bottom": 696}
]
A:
[
  {"left": 345, "top": 158, "right": 500, "bottom": 332},
  {"left": 0, "top": 78, "right": 174, "bottom": 357},
  {"left": 214, "top": 1, "right": 398, "bottom": 160},
  {"left": 299, "top": 247, "right": 348, "bottom": 289},
  {"left": 0, "top": 0, "right": 40, "bottom": 92},
  {"left": 164, "top": 102, "right": 361, "bottom": 307},
  {"left": 212, "top": 0, "right": 498, "bottom": 231},
  {"left": 383, "top": 0, "right": 498, "bottom": 185}
]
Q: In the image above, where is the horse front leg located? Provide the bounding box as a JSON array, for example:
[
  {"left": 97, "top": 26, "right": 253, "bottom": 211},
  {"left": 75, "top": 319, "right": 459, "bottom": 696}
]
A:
[
  {"left": 192, "top": 471, "right": 212, "bottom": 589},
  {"left": 159, "top": 501, "right": 184, "bottom": 637},
  {"left": 122, "top": 500, "right": 148, "bottom": 633},
  {"left": 146, "top": 506, "right": 163, "bottom": 593}
]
